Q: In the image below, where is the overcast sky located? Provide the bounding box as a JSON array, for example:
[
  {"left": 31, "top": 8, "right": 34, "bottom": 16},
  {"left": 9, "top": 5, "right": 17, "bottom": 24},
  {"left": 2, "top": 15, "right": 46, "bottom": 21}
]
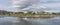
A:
[{"left": 0, "top": 0, "right": 60, "bottom": 12}]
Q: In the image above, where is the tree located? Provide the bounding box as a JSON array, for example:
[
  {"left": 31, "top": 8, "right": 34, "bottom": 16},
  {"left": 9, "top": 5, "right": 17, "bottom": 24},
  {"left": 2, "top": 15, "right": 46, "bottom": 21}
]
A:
[{"left": 52, "top": 13, "right": 56, "bottom": 15}]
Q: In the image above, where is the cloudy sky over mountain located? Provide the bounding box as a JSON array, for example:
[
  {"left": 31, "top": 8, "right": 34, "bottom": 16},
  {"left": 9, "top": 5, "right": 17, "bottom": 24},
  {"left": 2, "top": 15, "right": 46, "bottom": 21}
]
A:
[{"left": 0, "top": 0, "right": 60, "bottom": 12}]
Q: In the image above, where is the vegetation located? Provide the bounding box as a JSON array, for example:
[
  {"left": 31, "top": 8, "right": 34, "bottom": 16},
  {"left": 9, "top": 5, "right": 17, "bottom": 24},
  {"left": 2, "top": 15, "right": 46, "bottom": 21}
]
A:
[{"left": 0, "top": 10, "right": 60, "bottom": 18}]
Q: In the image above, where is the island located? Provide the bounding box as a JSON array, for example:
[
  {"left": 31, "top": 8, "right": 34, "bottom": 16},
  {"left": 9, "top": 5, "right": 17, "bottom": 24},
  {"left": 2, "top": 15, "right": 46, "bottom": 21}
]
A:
[{"left": 0, "top": 10, "right": 60, "bottom": 18}]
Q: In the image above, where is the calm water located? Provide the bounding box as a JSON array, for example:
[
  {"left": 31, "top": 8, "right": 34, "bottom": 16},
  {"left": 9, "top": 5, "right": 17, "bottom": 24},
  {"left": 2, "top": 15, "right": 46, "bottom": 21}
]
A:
[{"left": 0, "top": 15, "right": 60, "bottom": 25}]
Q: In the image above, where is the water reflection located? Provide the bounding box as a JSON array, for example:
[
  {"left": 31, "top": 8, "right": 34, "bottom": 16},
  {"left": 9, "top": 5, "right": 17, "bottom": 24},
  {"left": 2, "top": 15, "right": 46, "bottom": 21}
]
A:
[{"left": 0, "top": 16, "right": 60, "bottom": 25}]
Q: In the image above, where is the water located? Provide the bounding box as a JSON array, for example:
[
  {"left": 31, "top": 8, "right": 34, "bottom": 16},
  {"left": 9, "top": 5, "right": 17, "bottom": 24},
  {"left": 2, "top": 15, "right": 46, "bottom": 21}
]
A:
[{"left": 0, "top": 15, "right": 60, "bottom": 25}]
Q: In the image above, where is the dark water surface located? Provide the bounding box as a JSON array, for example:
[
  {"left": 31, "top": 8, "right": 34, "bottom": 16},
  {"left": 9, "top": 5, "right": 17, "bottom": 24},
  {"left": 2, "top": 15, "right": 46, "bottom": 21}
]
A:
[{"left": 0, "top": 15, "right": 60, "bottom": 25}]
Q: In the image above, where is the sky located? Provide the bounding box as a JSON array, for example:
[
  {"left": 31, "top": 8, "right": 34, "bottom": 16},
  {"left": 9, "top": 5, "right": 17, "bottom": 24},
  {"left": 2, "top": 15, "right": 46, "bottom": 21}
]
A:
[
  {"left": 0, "top": 0, "right": 18, "bottom": 12},
  {"left": 0, "top": 0, "right": 60, "bottom": 12}
]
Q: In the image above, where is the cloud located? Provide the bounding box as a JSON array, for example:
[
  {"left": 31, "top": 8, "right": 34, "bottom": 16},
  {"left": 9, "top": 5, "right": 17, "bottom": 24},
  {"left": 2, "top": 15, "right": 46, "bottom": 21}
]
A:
[
  {"left": 13, "top": 0, "right": 60, "bottom": 12},
  {"left": 13, "top": 0, "right": 40, "bottom": 9},
  {"left": 0, "top": 0, "right": 17, "bottom": 12},
  {"left": 40, "top": 0, "right": 60, "bottom": 3},
  {"left": 45, "top": 10, "right": 60, "bottom": 13},
  {"left": 0, "top": 0, "right": 60, "bottom": 12},
  {"left": 42, "top": 3, "right": 60, "bottom": 8}
]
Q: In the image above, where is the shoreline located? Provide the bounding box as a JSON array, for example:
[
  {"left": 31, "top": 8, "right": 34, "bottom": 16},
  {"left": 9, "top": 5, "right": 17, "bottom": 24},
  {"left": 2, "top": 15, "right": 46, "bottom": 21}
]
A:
[{"left": 5, "top": 14, "right": 57, "bottom": 18}]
